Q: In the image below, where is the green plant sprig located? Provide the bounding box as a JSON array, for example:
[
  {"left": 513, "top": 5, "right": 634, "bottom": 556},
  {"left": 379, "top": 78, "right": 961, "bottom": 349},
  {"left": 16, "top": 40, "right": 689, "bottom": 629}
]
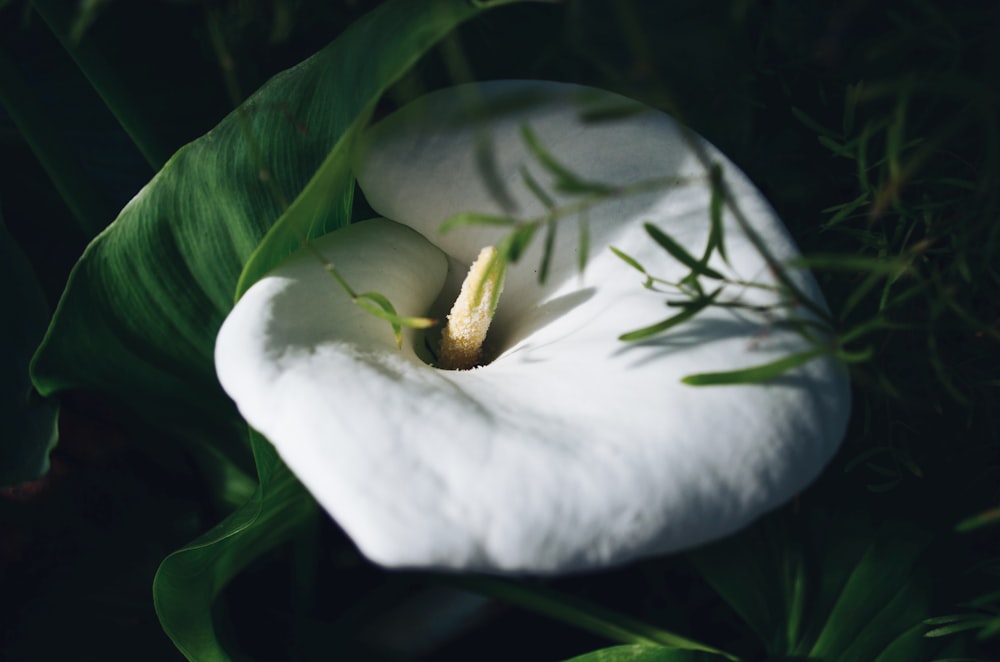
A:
[{"left": 441, "top": 121, "right": 848, "bottom": 385}]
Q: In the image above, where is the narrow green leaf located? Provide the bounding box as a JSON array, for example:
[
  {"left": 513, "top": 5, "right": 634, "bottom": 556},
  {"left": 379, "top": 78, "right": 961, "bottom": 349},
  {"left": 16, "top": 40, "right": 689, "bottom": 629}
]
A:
[
  {"left": 357, "top": 293, "right": 402, "bottom": 348},
  {"left": 502, "top": 222, "right": 539, "bottom": 263},
  {"left": 923, "top": 620, "right": 988, "bottom": 638},
  {"left": 836, "top": 346, "right": 874, "bottom": 363},
  {"left": 843, "top": 81, "right": 861, "bottom": 136},
  {"left": 857, "top": 120, "right": 875, "bottom": 194},
  {"left": 566, "top": 645, "right": 732, "bottom": 662},
  {"left": 791, "top": 105, "right": 839, "bottom": 139},
  {"left": 923, "top": 615, "right": 972, "bottom": 626},
  {"left": 578, "top": 211, "right": 591, "bottom": 274},
  {"left": 822, "top": 192, "right": 869, "bottom": 229},
  {"left": 706, "top": 163, "right": 728, "bottom": 264},
  {"left": 439, "top": 212, "right": 518, "bottom": 233},
  {"left": 644, "top": 223, "right": 724, "bottom": 280},
  {"left": 680, "top": 349, "right": 825, "bottom": 385},
  {"left": 446, "top": 576, "right": 740, "bottom": 661},
  {"left": 619, "top": 288, "right": 722, "bottom": 342},
  {"left": 887, "top": 90, "right": 909, "bottom": 182},
  {"left": 538, "top": 218, "right": 557, "bottom": 283},
  {"left": 818, "top": 135, "right": 853, "bottom": 158},
  {"left": 355, "top": 291, "right": 437, "bottom": 349},
  {"left": 955, "top": 506, "right": 1000, "bottom": 532},
  {"left": 611, "top": 245, "right": 648, "bottom": 275},
  {"left": 521, "top": 165, "right": 557, "bottom": 209},
  {"left": 483, "top": 248, "right": 508, "bottom": 316},
  {"left": 519, "top": 124, "right": 614, "bottom": 195}
]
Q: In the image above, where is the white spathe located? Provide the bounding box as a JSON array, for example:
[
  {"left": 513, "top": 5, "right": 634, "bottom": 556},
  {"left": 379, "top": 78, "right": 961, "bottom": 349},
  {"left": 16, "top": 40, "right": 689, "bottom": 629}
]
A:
[{"left": 215, "top": 81, "right": 851, "bottom": 574}]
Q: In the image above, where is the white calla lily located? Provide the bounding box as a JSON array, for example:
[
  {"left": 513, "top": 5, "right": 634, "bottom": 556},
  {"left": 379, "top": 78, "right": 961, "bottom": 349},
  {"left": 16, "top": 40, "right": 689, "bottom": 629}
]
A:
[{"left": 215, "top": 81, "right": 850, "bottom": 574}]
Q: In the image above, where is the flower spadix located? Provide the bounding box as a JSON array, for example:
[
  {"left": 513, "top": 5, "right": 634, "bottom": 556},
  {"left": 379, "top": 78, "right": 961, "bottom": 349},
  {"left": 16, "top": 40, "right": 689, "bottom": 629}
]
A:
[
  {"left": 439, "top": 245, "right": 504, "bottom": 370},
  {"left": 216, "top": 81, "right": 850, "bottom": 574}
]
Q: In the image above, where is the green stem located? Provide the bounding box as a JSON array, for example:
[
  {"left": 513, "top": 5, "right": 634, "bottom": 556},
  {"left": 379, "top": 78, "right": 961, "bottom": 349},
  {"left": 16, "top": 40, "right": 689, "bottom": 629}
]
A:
[
  {"left": 32, "top": 0, "right": 170, "bottom": 170},
  {"left": 0, "top": 46, "right": 114, "bottom": 237},
  {"left": 439, "top": 575, "right": 743, "bottom": 661}
]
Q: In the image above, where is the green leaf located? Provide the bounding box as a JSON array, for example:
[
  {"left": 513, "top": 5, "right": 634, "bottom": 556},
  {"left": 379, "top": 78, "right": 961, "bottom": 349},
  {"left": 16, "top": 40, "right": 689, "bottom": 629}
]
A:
[
  {"left": 577, "top": 211, "right": 590, "bottom": 274},
  {"left": 923, "top": 618, "right": 988, "bottom": 639},
  {"left": 439, "top": 212, "right": 518, "bottom": 234},
  {"left": 790, "top": 106, "right": 839, "bottom": 139},
  {"left": 610, "top": 245, "right": 649, "bottom": 276},
  {"left": 644, "top": 222, "right": 724, "bottom": 280},
  {"left": 619, "top": 288, "right": 722, "bottom": 342},
  {"left": 355, "top": 291, "right": 438, "bottom": 349},
  {"left": 502, "top": 222, "right": 540, "bottom": 263},
  {"left": 154, "top": 430, "right": 315, "bottom": 662},
  {"left": 680, "top": 349, "right": 826, "bottom": 386},
  {"left": 955, "top": 505, "right": 1000, "bottom": 532},
  {"left": 566, "top": 645, "right": 732, "bottom": 662},
  {"left": 520, "top": 123, "right": 615, "bottom": 195},
  {"left": 704, "top": 162, "right": 728, "bottom": 265},
  {"left": 521, "top": 164, "right": 557, "bottom": 209},
  {"left": 688, "top": 517, "right": 804, "bottom": 654},
  {"left": 539, "top": 218, "right": 557, "bottom": 283},
  {"left": 817, "top": 134, "right": 854, "bottom": 158},
  {"left": 690, "top": 513, "right": 934, "bottom": 660},
  {"left": 31, "top": 0, "right": 510, "bottom": 453},
  {"left": 821, "top": 191, "right": 869, "bottom": 228},
  {"left": 238, "top": 1, "right": 508, "bottom": 298},
  {"left": 0, "top": 215, "right": 58, "bottom": 487},
  {"left": 807, "top": 522, "right": 931, "bottom": 660},
  {"left": 445, "top": 576, "right": 740, "bottom": 661}
]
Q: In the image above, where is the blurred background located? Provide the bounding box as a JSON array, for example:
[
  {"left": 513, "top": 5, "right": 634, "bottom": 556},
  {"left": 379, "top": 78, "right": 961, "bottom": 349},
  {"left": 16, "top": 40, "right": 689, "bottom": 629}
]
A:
[{"left": 2, "top": 1, "right": 999, "bottom": 659}]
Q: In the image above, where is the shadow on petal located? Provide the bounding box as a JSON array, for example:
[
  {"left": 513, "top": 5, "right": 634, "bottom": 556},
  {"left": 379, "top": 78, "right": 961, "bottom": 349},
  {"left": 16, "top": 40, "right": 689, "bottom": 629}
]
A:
[{"left": 492, "top": 286, "right": 596, "bottom": 355}]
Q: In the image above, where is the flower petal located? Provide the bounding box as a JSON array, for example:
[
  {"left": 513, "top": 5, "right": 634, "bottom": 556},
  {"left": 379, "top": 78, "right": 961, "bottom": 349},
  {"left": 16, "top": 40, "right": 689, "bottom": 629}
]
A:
[{"left": 218, "top": 82, "right": 851, "bottom": 574}]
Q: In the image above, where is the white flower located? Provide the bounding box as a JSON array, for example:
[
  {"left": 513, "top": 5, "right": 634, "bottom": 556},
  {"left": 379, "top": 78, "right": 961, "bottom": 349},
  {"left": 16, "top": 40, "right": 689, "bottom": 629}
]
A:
[{"left": 215, "top": 81, "right": 850, "bottom": 574}]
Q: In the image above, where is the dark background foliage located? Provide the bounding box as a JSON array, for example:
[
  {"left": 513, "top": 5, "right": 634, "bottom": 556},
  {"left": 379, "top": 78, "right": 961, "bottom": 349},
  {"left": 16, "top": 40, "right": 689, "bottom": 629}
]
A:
[{"left": 2, "top": 0, "right": 998, "bottom": 659}]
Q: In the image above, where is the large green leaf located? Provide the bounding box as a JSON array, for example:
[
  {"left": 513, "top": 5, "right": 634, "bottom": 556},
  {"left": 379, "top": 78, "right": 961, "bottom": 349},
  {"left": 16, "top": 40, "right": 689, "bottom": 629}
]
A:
[
  {"left": 30, "top": 0, "right": 518, "bottom": 457},
  {"left": 565, "top": 645, "right": 732, "bottom": 662},
  {"left": 0, "top": 213, "right": 58, "bottom": 487},
  {"left": 88, "top": 1, "right": 536, "bottom": 658},
  {"left": 689, "top": 510, "right": 935, "bottom": 660},
  {"left": 153, "top": 429, "right": 314, "bottom": 662},
  {"left": 236, "top": 0, "right": 534, "bottom": 296},
  {"left": 804, "top": 521, "right": 931, "bottom": 660}
]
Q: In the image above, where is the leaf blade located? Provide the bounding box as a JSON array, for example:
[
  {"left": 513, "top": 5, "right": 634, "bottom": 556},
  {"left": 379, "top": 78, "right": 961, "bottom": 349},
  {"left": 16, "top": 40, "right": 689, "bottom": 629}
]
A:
[
  {"left": 644, "top": 222, "right": 724, "bottom": 280},
  {"left": 681, "top": 349, "right": 826, "bottom": 386}
]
